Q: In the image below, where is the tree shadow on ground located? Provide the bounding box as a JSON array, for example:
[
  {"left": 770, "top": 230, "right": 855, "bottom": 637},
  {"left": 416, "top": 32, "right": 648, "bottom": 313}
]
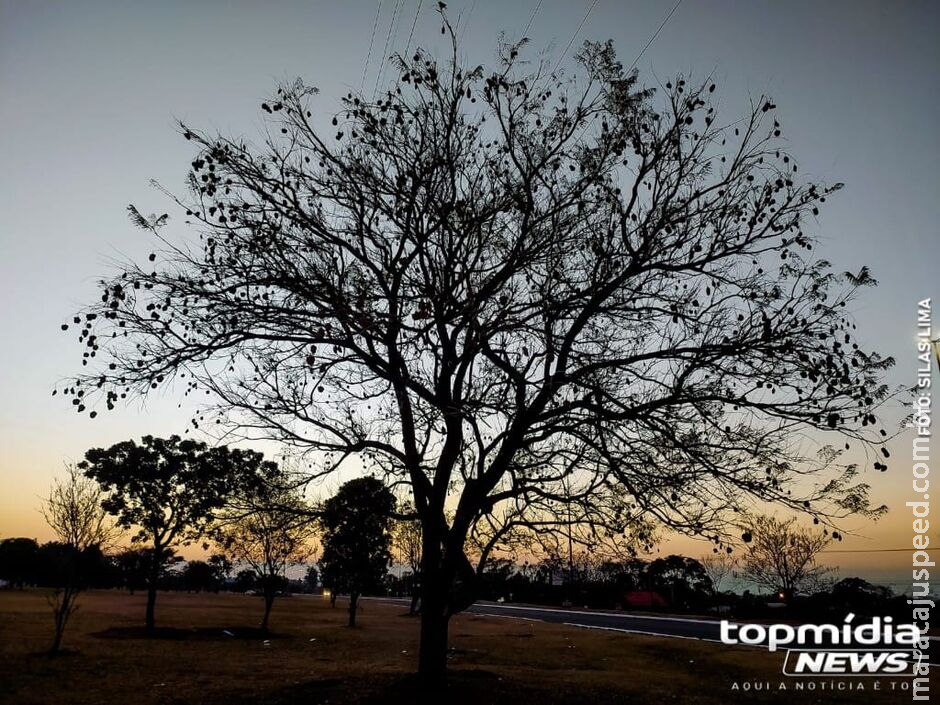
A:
[
  {"left": 92, "top": 625, "right": 288, "bottom": 641},
  {"left": 24, "top": 648, "right": 82, "bottom": 659}
]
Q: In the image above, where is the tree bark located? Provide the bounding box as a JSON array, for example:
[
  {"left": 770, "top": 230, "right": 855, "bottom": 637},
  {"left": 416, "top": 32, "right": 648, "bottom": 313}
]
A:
[
  {"left": 261, "top": 591, "right": 275, "bottom": 633},
  {"left": 417, "top": 582, "right": 449, "bottom": 685},
  {"left": 145, "top": 546, "right": 162, "bottom": 632},
  {"left": 145, "top": 583, "right": 157, "bottom": 631},
  {"left": 417, "top": 532, "right": 450, "bottom": 685},
  {"left": 49, "top": 589, "right": 72, "bottom": 654},
  {"left": 50, "top": 627, "right": 63, "bottom": 654},
  {"left": 348, "top": 591, "right": 359, "bottom": 627}
]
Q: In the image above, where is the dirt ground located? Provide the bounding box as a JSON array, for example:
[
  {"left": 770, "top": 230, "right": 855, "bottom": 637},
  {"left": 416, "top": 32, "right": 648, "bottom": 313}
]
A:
[{"left": 0, "top": 589, "right": 918, "bottom": 704}]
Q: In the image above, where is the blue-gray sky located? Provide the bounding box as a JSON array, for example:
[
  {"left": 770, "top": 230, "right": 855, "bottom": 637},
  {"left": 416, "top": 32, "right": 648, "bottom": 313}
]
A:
[{"left": 1, "top": 1, "right": 937, "bottom": 581}]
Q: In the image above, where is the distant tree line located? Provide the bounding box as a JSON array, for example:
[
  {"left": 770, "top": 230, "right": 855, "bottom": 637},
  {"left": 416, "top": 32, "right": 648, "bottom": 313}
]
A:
[
  {"left": 8, "top": 433, "right": 903, "bottom": 658},
  {"left": 0, "top": 539, "right": 318, "bottom": 595},
  {"left": 8, "top": 436, "right": 410, "bottom": 649}
]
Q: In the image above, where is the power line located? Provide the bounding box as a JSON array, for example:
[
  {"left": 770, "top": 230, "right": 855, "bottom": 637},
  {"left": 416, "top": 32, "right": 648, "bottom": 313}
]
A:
[
  {"left": 627, "top": 0, "right": 682, "bottom": 72},
  {"left": 552, "top": 0, "right": 599, "bottom": 74},
  {"left": 459, "top": 0, "right": 478, "bottom": 43},
  {"left": 403, "top": 0, "right": 424, "bottom": 59},
  {"left": 374, "top": 0, "right": 404, "bottom": 98},
  {"left": 360, "top": 1, "right": 384, "bottom": 93},
  {"left": 522, "top": 0, "right": 543, "bottom": 38},
  {"left": 568, "top": 0, "right": 682, "bottom": 147}
]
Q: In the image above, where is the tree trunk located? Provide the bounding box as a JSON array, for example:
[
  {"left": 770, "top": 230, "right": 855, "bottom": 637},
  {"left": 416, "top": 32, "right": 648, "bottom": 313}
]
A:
[
  {"left": 145, "top": 547, "right": 162, "bottom": 632},
  {"left": 145, "top": 582, "right": 157, "bottom": 631},
  {"left": 50, "top": 598, "right": 67, "bottom": 654},
  {"left": 417, "top": 584, "right": 449, "bottom": 685},
  {"left": 417, "top": 532, "right": 450, "bottom": 685},
  {"left": 49, "top": 586, "right": 78, "bottom": 655},
  {"left": 261, "top": 592, "right": 275, "bottom": 633},
  {"left": 348, "top": 591, "right": 359, "bottom": 627},
  {"left": 50, "top": 625, "right": 64, "bottom": 654}
]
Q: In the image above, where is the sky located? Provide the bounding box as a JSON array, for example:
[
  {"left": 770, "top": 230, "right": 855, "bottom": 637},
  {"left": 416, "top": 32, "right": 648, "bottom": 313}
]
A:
[{"left": 1, "top": 0, "right": 938, "bottom": 588}]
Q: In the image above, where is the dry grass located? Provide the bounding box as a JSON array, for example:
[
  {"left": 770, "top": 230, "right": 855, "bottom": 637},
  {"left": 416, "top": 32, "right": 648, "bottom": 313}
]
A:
[{"left": 0, "top": 589, "right": 913, "bottom": 704}]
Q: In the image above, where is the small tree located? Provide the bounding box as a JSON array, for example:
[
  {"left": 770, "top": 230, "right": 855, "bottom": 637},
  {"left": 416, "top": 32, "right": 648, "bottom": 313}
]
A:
[
  {"left": 304, "top": 565, "right": 319, "bottom": 593},
  {"left": 80, "top": 435, "right": 275, "bottom": 630},
  {"left": 207, "top": 552, "right": 233, "bottom": 589},
  {"left": 701, "top": 552, "right": 737, "bottom": 611},
  {"left": 830, "top": 577, "right": 892, "bottom": 616},
  {"left": 41, "top": 465, "right": 116, "bottom": 653},
  {"left": 739, "top": 516, "right": 833, "bottom": 600},
  {"left": 640, "top": 555, "right": 712, "bottom": 610},
  {"left": 394, "top": 503, "right": 423, "bottom": 614},
  {"left": 233, "top": 568, "right": 257, "bottom": 593},
  {"left": 701, "top": 553, "right": 737, "bottom": 593},
  {"left": 319, "top": 478, "right": 395, "bottom": 627},
  {"left": 182, "top": 560, "right": 216, "bottom": 592},
  {"left": 112, "top": 547, "right": 155, "bottom": 594},
  {"left": 216, "top": 484, "right": 315, "bottom": 632}
]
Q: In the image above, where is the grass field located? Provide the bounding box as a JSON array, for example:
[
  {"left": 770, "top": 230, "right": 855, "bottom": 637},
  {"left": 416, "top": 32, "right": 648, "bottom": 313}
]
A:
[{"left": 0, "top": 589, "right": 915, "bottom": 704}]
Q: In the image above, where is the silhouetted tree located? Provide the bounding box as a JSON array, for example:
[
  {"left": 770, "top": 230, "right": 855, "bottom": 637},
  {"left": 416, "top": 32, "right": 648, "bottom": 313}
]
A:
[
  {"left": 182, "top": 560, "right": 216, "bottom": 592},
  {"left": 0, "top": 538, "right": 40, "bottom": 588},
  {"left": 830, "top": 577, "right": 892, "bottom": 616},
  {"left": 207, "top": 552, "right": 233, "bottom": 588},
  {"left": 701, "top": 552, "right": 737, "bottom": 610},
  {"left": 215, "top": 483, "right": 315, "bottom": 632},
  {"left": 113, "top": 547, "right": 154, "bottom": 594},
  {"left": 79, "top": 435, "right": 275, "bottom": 630},
  {"left": 318, "top": 478, "right": 394, "bottom": 627},
  {"left": 41, "top": 465, "right": 116, "bottom": 653},
  {"left": 479, "top": 557, "right": 516, "bottom": 600},
  {"left": 64, "top": 10, "right": 895, "bottom": 681},
  {"left": 394, "top": 503, "right": 423, "bottom": 614},
  {"left": 233, "top": 568, "right": 257, "bottom": 593},
  {"left": 596, "top": 557, "right": 647, "bottom": 591},
  {"left": 304, "top": 565, "right": 319, "bottom": 592},
  {"left": 701, "top": 553, "right": 737, "bottom": 594},
  {"left": 645, "top": 555, "right": 712, "bottom": 609},
  {"left": 739, "top": 516, "right": 833, "bottom": 600}
]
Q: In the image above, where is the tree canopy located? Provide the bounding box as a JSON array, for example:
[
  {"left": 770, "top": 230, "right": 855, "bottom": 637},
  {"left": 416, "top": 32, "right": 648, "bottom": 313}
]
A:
[
  {"left": 80, "top": 434, "right": 276, "bottom": 629},
  {"left": 63, "top": 12, "right": 894, "bottom": 679},
  {"left": 215, "top": 481, "right": 315, "bottom": 631},
  {"left": 739, "top": 515, "right": 833, "bottom": 599},
  {"left": 318, "top": 477, "right": 395, "bottom": 627}
]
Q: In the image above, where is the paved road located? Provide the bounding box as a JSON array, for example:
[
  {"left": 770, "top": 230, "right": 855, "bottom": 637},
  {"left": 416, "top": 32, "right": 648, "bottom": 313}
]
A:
[
  {"left": 363, "top": 597, "right": 938, "bottom": 662},
  {"left": 366, "top": 597, "right": 732, "bottom": 642}
]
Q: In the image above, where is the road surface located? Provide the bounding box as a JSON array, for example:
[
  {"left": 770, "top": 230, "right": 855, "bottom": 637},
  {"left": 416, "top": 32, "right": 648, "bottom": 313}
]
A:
[
  {"left": 366, "top": 597, "right": 736, "bottom": 642},
  {"left": 363, "top": 597, "right": 938, "bottom": 662}
]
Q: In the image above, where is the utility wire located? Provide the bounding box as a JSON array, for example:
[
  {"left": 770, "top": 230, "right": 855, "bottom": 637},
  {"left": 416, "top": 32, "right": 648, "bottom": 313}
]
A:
[
  {"left": 627, "top": 0, "right": 682, "bottom": 72},
  {"left": 404, "top": 0, "right": 424, "bottom": 59},
  {"left": 459, "top": 0, "right": 478, "bottom": 42},
  {"left": 522, "top": 0, "right": 543, "bottom": 38},
  {"left": 552, "top": 0, "right": 598, "bottom": 74},
  {"left": 569, "top": 0, "right": 682, "bottom": 146},
  {"left": 374, "top": 0, "right": 404, "bottom": 98},
  {"left": 360, "top": 1, "right": 384, "bottom": 93}
]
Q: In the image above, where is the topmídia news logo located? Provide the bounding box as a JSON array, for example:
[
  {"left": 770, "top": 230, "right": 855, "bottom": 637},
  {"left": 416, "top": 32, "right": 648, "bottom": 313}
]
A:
[{"left": 720, "top": 613, "right": 926, "bottom": 676}]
